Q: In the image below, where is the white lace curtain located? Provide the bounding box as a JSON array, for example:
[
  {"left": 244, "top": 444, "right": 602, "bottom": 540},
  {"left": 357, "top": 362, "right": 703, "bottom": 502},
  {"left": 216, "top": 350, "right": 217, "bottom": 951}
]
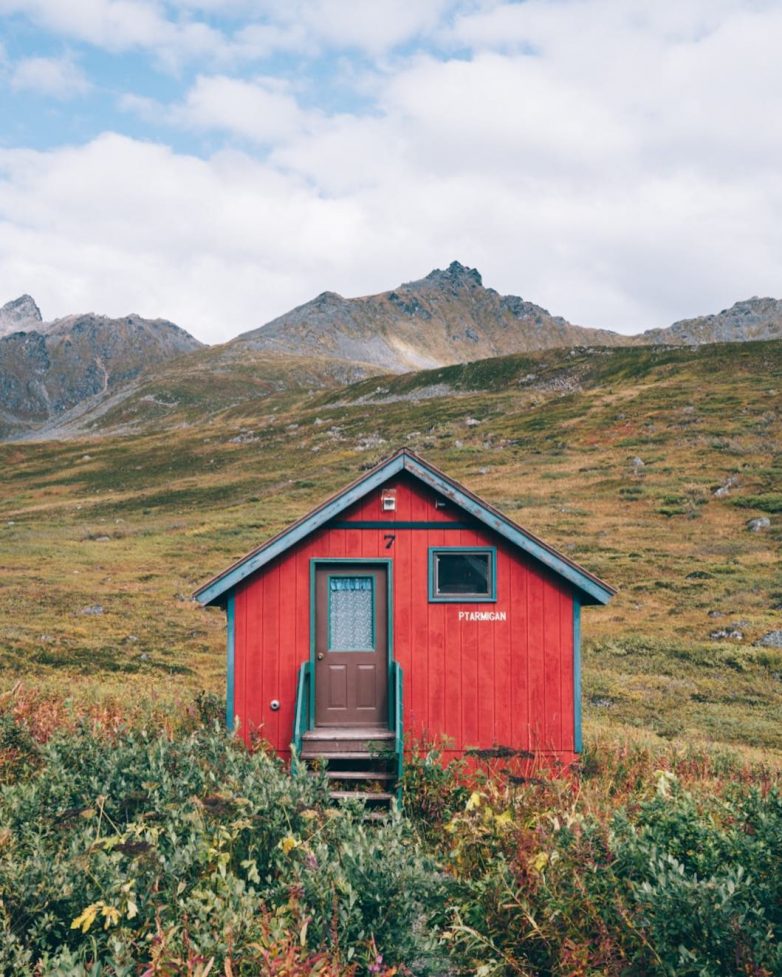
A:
[{"left": 329, "top": 576, "right": 374, "bottom": 650}]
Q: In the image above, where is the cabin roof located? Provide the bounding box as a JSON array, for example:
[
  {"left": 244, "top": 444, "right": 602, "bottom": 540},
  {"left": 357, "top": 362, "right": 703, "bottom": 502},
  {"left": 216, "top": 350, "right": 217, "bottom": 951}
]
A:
[{"left": 194, "top": 448, "right": 616, "bottom": 607}]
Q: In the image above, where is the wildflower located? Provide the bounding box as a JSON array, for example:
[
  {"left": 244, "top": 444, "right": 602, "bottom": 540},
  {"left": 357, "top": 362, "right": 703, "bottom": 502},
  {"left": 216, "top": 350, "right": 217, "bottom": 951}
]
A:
[
  {"left": 465, "top": 791, "right": 482, "bottom": 811},
  {"left": 279, "top": 834, "right": 299, "bottom": 854}
]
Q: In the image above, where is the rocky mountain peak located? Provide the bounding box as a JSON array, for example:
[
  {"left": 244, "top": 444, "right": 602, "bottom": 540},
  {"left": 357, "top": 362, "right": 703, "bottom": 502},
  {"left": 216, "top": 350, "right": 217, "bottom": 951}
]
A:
[
  {"left": 0, "top": 308, "right": 203, "bottom": 438},
  {"left": 639, "top": 295, "right": 782, "bottom": 345},
  {"left": 232, "top": 259, "right": 628, "bottom": 373},
  {"left": 0, "top": 294, "right": 43, "bottom": 336},
  {"left": 423, "top": 261, "right": 483, "bottom": 288},
  {"left": 313, "top": 291, "right": 344, "bottom": 306}
]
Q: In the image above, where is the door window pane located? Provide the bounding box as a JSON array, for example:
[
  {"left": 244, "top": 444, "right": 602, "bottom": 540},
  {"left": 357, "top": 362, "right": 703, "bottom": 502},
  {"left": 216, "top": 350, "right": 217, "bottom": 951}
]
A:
[{"left": 329, "top": 576, "right": 375, "bottom": 650}]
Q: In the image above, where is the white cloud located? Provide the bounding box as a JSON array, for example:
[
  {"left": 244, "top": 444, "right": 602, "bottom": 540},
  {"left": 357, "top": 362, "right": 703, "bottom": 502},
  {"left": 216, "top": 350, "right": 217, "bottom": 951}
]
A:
[
  {"left": 1, "top": 1, "right": 782, "bottom": 341},
  {"left": 1, "top": 117, "right": 780, "bottom": 346},
  {"left": 121, "top": 74, "right": 320, "bottom": 145},
  {"left": 0, "top": 134, "right": 378, "bottom": 342},
  {"left": 0, "top": 0, "right": 466, "bottom": 67},
  {"left": 220, "top": 20, "right": 312, "bottom": 63},
  {"left": 276, "top": 0, "right": 458, "bottom": 56},
  {"left": 442, "top": 0, "right": 782, "bottom": 170},
  {"left": 0, "top": 0, "right": 226, "bottom": 67},
  {"left": 174, "top": 75, "right": 315, "bottom": 144},
  {"left": 11, "top": 54, "right": 90, "bottom": 98}
]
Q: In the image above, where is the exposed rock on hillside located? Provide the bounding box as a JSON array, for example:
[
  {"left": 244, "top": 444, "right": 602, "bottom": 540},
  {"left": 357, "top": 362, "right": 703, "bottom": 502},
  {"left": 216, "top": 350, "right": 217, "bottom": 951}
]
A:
[
  {"left": 232, "top": 261, "right": 628, "bottom": 372},
  {"left": 0, "top": 294, "right": 42, "bottom": 337},
  {"left": 638, "top": 297, "right": 782, "bottom": 345},
  {"left": 0, "top": 312, "right": 202, "bottom": 438}
]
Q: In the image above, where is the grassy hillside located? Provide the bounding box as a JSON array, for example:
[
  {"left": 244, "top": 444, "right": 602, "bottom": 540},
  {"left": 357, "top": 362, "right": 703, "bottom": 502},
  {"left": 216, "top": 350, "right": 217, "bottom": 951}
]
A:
[
  {"left": 0, "top": 340, "right": 780, "bottom": 751},
  {"left": 19, "top": 345, "right": 383, "bottom": 440}
]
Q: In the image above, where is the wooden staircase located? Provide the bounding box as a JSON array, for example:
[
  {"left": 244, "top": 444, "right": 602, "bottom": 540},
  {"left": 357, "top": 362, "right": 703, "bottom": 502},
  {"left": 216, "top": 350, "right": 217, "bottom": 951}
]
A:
[
  {"left": 300, "top": 728, "right": 398, "bottom": 813},
  {"left": 292, "top": 660, "right": 404, "bottom": 814}
]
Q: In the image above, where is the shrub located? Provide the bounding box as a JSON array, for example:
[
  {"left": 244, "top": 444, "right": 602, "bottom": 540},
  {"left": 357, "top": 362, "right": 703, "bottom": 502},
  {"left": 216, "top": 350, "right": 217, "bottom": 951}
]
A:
[
  {"left": 0, "top": 723, "right": 447, "bottom": 975},
  {"left": 444, "top": 771, "right": 782, "bottom": 977},
  {"left": 401, "top": 738, "right": 469, "bottom": 832},
  {"left": 732, "top": 493, "right": 782, "bottom": 513},
  {"left": 3, "top": 711, "right": 782, "bottom": 977},
  {"left": 0, "top": 708, "right": 39, "bottom": 784}
]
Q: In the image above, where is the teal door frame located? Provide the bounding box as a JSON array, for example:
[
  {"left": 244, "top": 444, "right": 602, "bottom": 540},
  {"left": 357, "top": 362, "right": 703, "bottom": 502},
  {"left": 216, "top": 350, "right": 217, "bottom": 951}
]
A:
[{"left": 309, "top": 558, "right": 394, "bottom": 730}]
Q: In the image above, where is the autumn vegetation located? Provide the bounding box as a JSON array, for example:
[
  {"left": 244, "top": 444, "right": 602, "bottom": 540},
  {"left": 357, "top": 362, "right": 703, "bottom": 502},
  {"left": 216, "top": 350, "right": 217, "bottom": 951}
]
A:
[{"left": 1, "top": 685, "right": 781, "bottom": 976}]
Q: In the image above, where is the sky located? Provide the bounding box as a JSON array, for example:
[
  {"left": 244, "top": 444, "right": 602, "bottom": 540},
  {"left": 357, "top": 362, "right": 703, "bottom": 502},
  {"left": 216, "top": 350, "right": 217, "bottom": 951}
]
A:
[{"left": 0, "top": 0, "right": 780, "bottom": 344}]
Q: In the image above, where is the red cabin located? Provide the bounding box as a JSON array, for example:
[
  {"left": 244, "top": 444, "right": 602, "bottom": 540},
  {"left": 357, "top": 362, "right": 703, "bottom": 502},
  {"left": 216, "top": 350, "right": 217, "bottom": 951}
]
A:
[{"left": 195, "top": 450, "right": 614, "bottom": 792}]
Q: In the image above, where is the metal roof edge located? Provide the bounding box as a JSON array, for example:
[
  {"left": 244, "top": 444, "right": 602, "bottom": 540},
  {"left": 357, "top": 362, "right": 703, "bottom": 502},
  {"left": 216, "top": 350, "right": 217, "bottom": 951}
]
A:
[
  {"left": 400, "top": 453, "right": 615, "bottom": 606},
  {"left": 194, "top": 447, "right": 615, "bottom": 607},
  {"left": 194, "top": 452, "right": 407, "bottom": 605}
]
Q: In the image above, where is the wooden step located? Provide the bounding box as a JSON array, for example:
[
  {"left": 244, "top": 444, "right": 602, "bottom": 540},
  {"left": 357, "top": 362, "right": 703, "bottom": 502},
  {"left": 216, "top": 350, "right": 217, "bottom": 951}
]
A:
[
  {"left": 298, "top": 729, "right": 399, "bottom": 809},
  {"left": 301, "top": 730, "right": 394, "bottom": 756},
  {"left": 303, "top": 727, "right": 394, "bottom": 740},
  {"left": 300, "top": 743, "right": 396, "bottom": 764},
  {"left": 330, "top": 791, "right": 394, "bottom": 802},
  {"left": 324, "top": 770, "right": 394, "bottom": 781},
  {"left": 300, "top": 744, "right": 396, "bottom": 764},
  {"left": 300, "top": 751, "right": 393, "bottom": 761}
]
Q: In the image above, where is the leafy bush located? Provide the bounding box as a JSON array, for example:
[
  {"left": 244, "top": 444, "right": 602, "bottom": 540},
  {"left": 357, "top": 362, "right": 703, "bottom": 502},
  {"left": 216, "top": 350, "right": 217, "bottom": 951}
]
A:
[
  {"left": 732, "top": 493, "right": 782, "bottom": 513},
  {"left": 401, "top": 738, "right": 469, "bottom": 832},
  {"left": 0, "top": 721, "right": 447, "bottom": 975},
  {"left": 2, "top": 701, "right": 782, "bottom": 977},
  {"left": 0, "top": 707, "right": 39, "bottom": 784},
  {"left": 440, "top": 771, "right": 782, "bottom": 977}
]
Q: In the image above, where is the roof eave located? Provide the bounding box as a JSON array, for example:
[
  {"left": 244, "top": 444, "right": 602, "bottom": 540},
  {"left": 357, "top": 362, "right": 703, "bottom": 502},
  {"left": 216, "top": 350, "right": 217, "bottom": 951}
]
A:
[
  {"left": 194, "top": 452, "right": 408, "bottom": 606},
  {"left": 194, "top": 448, "right": 615, "bottom": 607},
  {"left": 401, "top": 453, "right": 615, "bottom": 606}
]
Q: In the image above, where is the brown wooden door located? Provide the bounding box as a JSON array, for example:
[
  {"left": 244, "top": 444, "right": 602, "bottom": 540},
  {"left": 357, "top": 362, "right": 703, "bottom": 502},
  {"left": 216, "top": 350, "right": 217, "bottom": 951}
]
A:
[{"left": 314, "top": 564, "right": 388, "bottom": 728}]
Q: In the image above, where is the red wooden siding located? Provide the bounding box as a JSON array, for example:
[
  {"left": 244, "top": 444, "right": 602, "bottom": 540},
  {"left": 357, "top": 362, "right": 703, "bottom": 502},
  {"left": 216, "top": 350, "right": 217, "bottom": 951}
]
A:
[{"left": 232, "top": 472, "right": 575, "bottom": 761}]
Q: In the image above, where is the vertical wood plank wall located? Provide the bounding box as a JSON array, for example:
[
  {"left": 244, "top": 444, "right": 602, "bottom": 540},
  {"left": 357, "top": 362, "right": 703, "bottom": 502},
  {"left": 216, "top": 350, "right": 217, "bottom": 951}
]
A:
[{"left": 232, "top": 473, "right": 575, "bottom": 762}]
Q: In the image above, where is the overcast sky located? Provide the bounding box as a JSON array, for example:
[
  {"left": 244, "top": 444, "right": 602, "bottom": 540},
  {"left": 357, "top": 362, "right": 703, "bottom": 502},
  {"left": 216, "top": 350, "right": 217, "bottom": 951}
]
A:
[{"left": 0, "top": 0, "right": 780, "bottom": 344}]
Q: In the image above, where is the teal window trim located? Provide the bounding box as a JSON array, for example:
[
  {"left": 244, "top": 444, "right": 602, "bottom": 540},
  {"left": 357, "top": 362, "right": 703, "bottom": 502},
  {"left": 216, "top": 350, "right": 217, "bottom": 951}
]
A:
[
  {"left": 573, "top": 598, "right": 582, "bottom": 753},
  {"left": 428, "top": 546, "right": 497, "bottom": 603},
  {"left": 225, "top": 593, "right": 235, "bottom": 732},
  {"left": 309, "top": 558, "right": 394, "bottom": 731},
  {"left": 327, "top": 574, "right": 376, "bottom": 652}
]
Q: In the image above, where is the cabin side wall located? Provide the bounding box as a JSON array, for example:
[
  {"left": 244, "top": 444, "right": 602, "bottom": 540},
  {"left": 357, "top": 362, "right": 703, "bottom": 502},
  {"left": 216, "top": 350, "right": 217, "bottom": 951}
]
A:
[{"left": 231, "top": 474, "right": 576, "bottom": 762}]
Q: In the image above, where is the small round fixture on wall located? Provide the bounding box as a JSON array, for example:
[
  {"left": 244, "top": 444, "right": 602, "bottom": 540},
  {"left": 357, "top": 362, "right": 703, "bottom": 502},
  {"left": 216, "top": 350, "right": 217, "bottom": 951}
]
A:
[{"left": 270, "top": 699, "right": 280, "bottom": 712}]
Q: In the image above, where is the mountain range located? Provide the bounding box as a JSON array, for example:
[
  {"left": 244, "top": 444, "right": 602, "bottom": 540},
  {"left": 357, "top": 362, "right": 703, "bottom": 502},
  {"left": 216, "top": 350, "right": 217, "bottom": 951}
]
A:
[{"left": 1, "top": 261, "right": 781, "bottom": 440}]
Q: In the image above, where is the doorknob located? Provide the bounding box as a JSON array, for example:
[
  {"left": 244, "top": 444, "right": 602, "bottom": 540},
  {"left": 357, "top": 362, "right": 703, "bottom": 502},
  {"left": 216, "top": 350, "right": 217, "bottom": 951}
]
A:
[{"left": 317, "top": 653, "right": 324, "bottom": 660}]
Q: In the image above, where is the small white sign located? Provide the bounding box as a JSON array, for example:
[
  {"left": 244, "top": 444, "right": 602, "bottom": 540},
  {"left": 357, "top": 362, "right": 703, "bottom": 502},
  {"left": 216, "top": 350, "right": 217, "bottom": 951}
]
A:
[{"left": 457, "top": 610, "right": 507, "bottom": 622}]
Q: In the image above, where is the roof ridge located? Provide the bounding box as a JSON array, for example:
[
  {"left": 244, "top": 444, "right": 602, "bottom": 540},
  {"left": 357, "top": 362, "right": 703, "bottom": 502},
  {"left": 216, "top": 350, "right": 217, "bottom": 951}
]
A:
[{"left": 194, "top": 450, "right": 615, "bottom": 606}]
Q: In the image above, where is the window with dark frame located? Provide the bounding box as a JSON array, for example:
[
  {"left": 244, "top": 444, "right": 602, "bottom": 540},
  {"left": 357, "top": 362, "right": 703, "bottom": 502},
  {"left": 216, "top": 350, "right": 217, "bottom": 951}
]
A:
[{"left": 429, "top": 548, "right": 496, "bottom": 601}]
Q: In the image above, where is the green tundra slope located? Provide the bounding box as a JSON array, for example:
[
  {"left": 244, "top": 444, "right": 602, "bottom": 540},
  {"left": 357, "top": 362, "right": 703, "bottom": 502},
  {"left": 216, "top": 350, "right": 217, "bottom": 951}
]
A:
[{"left": 0, "top": 340, "right": 780, "bottom": 752}]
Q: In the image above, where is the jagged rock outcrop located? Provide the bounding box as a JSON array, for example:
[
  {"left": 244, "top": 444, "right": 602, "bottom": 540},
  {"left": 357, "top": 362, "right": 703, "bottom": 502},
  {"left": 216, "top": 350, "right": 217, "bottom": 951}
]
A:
[
  {"left": 0, "top": 310, "right": 202, "bottom": 437},
  {"left": 638, "top": 297, "right": 782, "bottom": 345},
  {"left": 0, "top": 294, "right": 43, "bottom": 337},
  {"left": 232, "top": 261, "right": 628, "bottom": 372}
]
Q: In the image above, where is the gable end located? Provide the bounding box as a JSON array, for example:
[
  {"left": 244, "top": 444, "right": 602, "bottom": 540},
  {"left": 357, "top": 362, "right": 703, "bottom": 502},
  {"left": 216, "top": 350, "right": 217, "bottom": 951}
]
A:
[{"left": 194, "top": 450, "right": 615, "bottom": 607}]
